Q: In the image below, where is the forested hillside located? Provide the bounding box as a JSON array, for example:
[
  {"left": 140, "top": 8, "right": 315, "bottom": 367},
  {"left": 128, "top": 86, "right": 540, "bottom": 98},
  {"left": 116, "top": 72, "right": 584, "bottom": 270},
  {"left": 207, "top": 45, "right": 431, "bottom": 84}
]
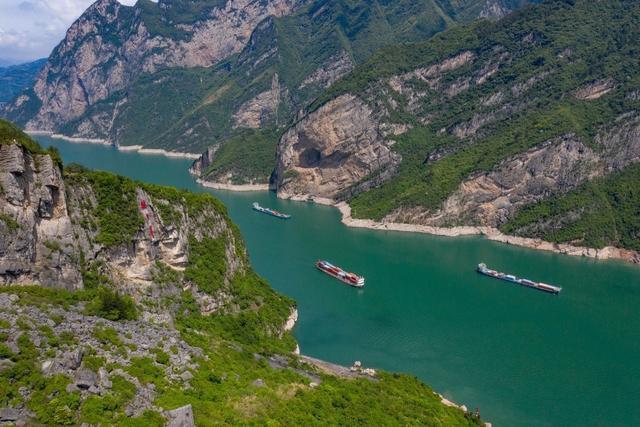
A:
[
  {"left": 274, "top": 0, "right": 640, "bottom": 252},
  {"left": 1, "top": 0, "right": 534, "bottom": 184}
]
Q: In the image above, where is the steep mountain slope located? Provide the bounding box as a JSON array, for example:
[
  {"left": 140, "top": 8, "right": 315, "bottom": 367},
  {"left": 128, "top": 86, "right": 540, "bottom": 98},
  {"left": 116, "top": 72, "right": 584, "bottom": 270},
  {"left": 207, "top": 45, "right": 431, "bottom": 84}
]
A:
[
  {"left": 1, "top": 0, "right": 304, "bottom": 136},
  {"left": 274, "top": 0, "right": 640, "bottom": 256},
  {"left": 0, "top": 120, "right": 480, "bottom": 425},
  {"left": 0, "top": 59, "right": 46, "bottom": 103},
  {"left": 1, "top": 0, "right": 534, "bottom": 181}
]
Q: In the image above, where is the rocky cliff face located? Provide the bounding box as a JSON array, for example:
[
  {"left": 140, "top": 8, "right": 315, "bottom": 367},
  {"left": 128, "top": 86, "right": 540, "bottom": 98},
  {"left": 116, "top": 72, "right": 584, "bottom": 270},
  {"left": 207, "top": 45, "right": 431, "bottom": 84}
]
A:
[
  {"left": 2, "top": 0, "right": 303, "bottom": 136},
  {"left": 0, "top": 126, "right": 266, "bottom": 424},
  {"left": 387, "top": 135, "right": 603, "bottom": 226},
  {"left": 274, "top": 94, "right": 400, "bottom": 200},
  {"left": 273, "top": 49, "right": 480, "bottom": 200},
  {"left": 233, "top": 73, "right": 285, "bottom": 128},
  {"left": 298, "top": 51, "right": 355, "bottom": 90},
  {"left": 0, "top": 135, "right": 247, "bottom": 317},
  {"left": 2, "top": 0, "right": 535, "bottom": 164},
  {"left": 0, "top": 143, "right": 80, "bottom": 288},
  {"left": 387, "top": 113, "right": 640, "bottom": 228}
]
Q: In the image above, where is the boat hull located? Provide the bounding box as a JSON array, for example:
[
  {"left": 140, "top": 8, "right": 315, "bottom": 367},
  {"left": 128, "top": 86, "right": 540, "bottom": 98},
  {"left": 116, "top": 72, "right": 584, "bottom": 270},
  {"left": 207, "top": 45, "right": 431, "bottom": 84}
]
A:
[
  {"left": 252, "top": 203, "right": 291, "bottom": 219},
  {"left": 476, "top": 263, "right": 561, "bottom": 294},
  {"left": 316, "top": 261, "right": 365, "bottom": 288}
]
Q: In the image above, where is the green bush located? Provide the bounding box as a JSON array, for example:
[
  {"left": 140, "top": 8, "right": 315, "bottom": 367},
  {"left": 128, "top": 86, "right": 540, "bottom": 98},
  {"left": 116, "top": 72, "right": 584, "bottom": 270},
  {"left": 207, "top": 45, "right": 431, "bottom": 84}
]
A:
[
  {"left": 93, "top": 326, "right": 124, "bottom": 348},
  {"left": 86, "top": 287, "right": 138, "bottom": 322},
  {"left": 85, "top": 171, "right": 143, "bottom": 248},
  {"left": 184, "top": 236, "right": 228, "bottom": 294}
]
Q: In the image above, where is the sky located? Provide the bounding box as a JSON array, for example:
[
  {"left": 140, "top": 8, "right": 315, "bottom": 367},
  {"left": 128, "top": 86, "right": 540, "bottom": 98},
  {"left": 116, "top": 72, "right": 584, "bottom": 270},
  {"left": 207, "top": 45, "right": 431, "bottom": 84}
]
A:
[{"left": 0, "top": 0, "right": 138, "bottom": 65}]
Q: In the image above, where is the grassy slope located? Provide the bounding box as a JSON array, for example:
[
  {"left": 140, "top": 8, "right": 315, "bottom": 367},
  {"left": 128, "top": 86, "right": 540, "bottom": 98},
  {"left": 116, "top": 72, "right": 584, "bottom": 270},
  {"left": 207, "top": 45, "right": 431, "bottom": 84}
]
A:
[
  {"left": 310, "top": 0, "right": 640, "bottom": 251},
  {"left": 0, "top": 285, "right": 478, "bottom": 426},
  {"left": 0, "top": 123, "right": 478, "bottom": 425},
  {"left": 200, "top": 128, "right": 281, "bottom": 184}
]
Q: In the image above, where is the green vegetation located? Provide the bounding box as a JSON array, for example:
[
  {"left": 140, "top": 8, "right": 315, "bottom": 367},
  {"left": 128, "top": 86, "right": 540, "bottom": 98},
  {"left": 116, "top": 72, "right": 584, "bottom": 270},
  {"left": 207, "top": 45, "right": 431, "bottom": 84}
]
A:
[
  {"left": 136, "top": 0, "right": 226, "bottom": 40},
  {"left": 140, "top": 182, "right": 230, "bottom": 229},
  {"left": 0, "top": 212, "right": 19, "bottom": 232},
  {"left": 0, "top": 119, "right": 62, "bottom": 167},
  {"left": 327, "top": 0, "right": 640, "bottom": 248},
  {"left": 159, "top": 285, "right": 477, "bottom": 426},
  {"left": 86, "top": 287, "right": 138, "bottom": 321},
  {"left": 151, "top": 261, "right": 182, "bottom": 286},
  {"left": 184, "top": 236, "right": 228, "bottom": 294},
  {"left": 0, "top": 284, "right": 139, "bottom": 325},
  {"left": 83, "top": 171, "right": 143, "bottom": 247},
  {"left": 93, "top": 326, "right": 124, "bottom": 348},
  {"left": 18, "top": 0, "right": 537, "bottom": 183},
  {"left": 503, "top": 163, "right": 640, "bottom": 250},
  {"left": 43, "top": 239, "right": 62, "bottom": 252},
  {"left": 202, "top": 128, "right": 280, "bottom": 184},
  {"left": 0, "top": 326, "right": 160, "bottom": 426}
]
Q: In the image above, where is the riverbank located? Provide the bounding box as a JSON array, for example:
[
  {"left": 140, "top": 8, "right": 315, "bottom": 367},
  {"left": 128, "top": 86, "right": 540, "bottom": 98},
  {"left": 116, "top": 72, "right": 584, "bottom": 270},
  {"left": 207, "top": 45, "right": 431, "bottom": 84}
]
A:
[
  {"left": 206, "top": 184, "right": 640, "bottom": 265},
  {"left": 27, "top": 131, "right": 200, "bottom": 159},
  {"left": 334, "top": 201, "right": 640, "bottom": 265},
  {"left": 195, "top": 178, "right": 269, "bottom": 192}
]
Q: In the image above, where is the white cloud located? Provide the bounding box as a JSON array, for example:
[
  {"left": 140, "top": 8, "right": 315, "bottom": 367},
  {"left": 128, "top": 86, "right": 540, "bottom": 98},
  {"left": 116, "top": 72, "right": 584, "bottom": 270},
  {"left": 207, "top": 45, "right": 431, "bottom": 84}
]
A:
[{"left": 0, "top": 0, "right": 138, "bottom": 64}]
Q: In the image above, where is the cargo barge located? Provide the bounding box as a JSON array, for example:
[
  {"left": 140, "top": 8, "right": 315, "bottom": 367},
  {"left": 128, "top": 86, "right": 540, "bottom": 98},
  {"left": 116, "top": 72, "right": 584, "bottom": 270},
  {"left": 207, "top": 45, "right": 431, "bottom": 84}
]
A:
[
  {"left": 316, "top": 260, "right": 365, "bottom": 288},
  {"left": 252, "top": 202, "right": 291, "bottom": 219},
  {"left": 476, "top": 263, "right": 561, "bottom": 294}
]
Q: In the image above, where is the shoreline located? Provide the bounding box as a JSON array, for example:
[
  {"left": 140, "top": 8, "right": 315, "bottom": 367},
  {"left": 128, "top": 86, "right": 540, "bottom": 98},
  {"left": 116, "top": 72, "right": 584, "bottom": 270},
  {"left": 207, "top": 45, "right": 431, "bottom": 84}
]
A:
[
  {"left": 27, "top": 131, "right": 200, "bottom": 159},
  {"left": 275, "top": 191, "right": 640, "bottom": 265},
  {"left": 333, "top": 201, "right": 640, "bottom": 265},
  {"left": 195, "top": 178, "right": 269, "bottom": 192}
]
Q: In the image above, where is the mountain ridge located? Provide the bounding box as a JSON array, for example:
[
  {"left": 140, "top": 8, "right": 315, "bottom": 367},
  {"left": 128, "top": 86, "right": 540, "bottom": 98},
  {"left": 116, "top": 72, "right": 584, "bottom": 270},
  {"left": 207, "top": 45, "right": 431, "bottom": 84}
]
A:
[
  {"left": 272, "top": 0, "right": 640, "bottom": 257},
  {"left": 1, "top": 0, "right": 534, "bottom": 170}
]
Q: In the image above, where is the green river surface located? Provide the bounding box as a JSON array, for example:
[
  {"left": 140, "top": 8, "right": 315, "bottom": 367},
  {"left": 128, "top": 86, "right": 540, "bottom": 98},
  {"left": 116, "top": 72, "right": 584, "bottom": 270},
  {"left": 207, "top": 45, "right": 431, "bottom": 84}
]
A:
[{"left": 36, "top": 136, "right": 640, "bottom": 426}]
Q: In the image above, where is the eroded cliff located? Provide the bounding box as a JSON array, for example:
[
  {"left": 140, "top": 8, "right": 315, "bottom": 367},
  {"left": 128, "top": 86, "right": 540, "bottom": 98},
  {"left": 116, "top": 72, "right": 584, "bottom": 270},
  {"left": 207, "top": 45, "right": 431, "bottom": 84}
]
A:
[{"left": 275, "top": 94, "right": 400, "bottom": 199}]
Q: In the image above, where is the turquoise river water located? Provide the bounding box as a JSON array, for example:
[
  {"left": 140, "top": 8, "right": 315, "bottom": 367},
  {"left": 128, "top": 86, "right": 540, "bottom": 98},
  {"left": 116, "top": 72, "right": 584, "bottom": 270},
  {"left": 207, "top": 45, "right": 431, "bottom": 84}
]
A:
[{"left": 36, "top": 136, "right": 640, "bottom": 426}]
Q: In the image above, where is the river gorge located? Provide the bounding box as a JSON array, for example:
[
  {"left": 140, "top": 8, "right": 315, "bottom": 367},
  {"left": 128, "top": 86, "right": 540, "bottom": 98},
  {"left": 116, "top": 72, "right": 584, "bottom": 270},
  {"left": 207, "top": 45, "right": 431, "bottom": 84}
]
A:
[{"left": 35, "top": 135, "right": 640, "bottom": 427}]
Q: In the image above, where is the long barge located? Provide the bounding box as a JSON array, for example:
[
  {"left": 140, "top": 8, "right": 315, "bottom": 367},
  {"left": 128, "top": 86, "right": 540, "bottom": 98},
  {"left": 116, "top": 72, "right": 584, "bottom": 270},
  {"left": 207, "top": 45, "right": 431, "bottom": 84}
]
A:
[
  {"left": 252, "top": 202, "right": 291, "bottom": 219},
  {"left": 476, "top": 263, "right": 561, "bottom": 294},
  {"left": 316, "top": 260, "right": 365, "bottom": 288}
]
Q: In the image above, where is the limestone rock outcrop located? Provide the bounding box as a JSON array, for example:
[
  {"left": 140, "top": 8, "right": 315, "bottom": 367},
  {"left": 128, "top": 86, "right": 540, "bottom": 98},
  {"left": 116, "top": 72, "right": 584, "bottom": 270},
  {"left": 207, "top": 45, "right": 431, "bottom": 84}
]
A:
[
  {"left": 0, "top": 143, "right": 80, "bottom": 288},
  {"left": 385, "top": 113, "right": 640, "bottom": 228},
  {"left": 404, "top": 135, "right": 603, "bottom": 227},
  {"left": 274, "top": 94, "right": 400, "bottom": 200},
  {"left": 299, "top": 51, "right": 355, "bottom": 90},
  {"left": 233, "top": 73, "right": 285, "bottom": 128},
  {"left": 0, "top": 138, "right": 246, "bottom": 317}
]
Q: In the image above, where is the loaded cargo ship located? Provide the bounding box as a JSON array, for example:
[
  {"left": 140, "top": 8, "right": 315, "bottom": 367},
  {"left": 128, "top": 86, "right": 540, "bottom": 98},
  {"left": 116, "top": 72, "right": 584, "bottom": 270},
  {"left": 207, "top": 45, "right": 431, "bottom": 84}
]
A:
[
  {"left": 476, "top": 263, "right": 562, "bottom": 294},
  {"left": 316, "top": 260, "right": 365, "bottom": 288},
  {"left": 252, "top": 202, "right": 291, "bottom": 219}
]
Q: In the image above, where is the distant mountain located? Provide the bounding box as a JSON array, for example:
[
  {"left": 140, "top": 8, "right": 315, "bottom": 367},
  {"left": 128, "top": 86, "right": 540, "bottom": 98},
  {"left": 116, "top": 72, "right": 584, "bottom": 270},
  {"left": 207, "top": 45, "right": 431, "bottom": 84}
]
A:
[
  {"left": 0, "top": 59, "right": 17, "bottom": 67},
  {"left": 1, "top": 0, "right": 534, "bottom": 181},
  {"left": 0, "top": 58, "right": 46, "bottom": 103},
  {"left": 273, "top": 0, "right": 640, "bottom": 256}
]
